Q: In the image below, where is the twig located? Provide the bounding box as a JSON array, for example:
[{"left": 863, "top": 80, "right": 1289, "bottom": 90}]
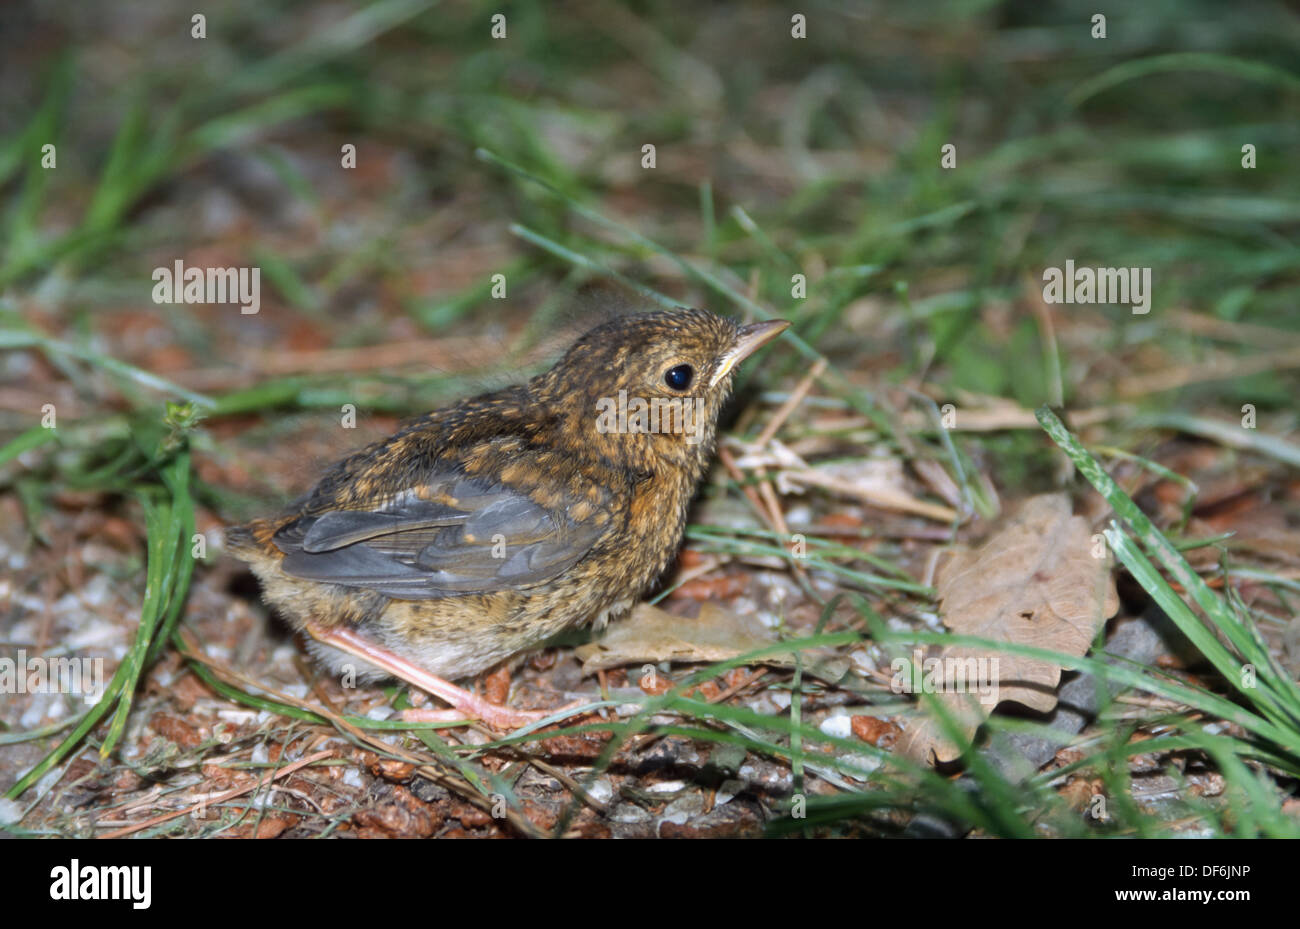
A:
[
  {"left": 756, "top": 357, "right": 827, "bottom": 447},
  {"left": 177, "top": 629, "right": 547, "bottom": 838},
  {"left": 717, "top": 445, "right": 780, "bottom": 534},
  {"left": 1118, "top": 343, "right": 1300, "bottom": 398},
  {"left": 525, "top": 757, "right": 611, "bottom": 816},
  {"left": 786, "top": 468, "right": 958, "bottom": 523},
  {"left": 97, "top": 750, "right": 335, "bottom": 838}
]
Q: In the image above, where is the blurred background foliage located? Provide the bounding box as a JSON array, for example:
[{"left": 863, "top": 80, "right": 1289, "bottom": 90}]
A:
[{"left": 2, "top": 0, "right": 1297, "bottom": 484}]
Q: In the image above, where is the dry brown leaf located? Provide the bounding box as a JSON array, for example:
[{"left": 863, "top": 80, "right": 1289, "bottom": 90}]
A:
[
  {"left": 576, "top": 602, "right": 782, "bottom": 674},
  {"left": 578, "top": 602, "right": 853, "bottom": 683},
  {"left": 897, "top": 493, "right": 1119, "bottom": 764}
]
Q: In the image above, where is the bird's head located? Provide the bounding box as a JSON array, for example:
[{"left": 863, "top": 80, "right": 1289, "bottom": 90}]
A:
[{"left": 534, "top": 308, "right": 789, "bottom": 476}]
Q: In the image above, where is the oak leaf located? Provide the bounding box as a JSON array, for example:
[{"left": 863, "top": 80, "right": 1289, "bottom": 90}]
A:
[{"left": 898, "top": 494, "right": 1119, "bottom": 764}]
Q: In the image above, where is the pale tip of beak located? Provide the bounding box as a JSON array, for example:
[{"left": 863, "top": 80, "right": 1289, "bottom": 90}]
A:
[{"left": 709, "top": 319, "right": 790, "bottom": 387}]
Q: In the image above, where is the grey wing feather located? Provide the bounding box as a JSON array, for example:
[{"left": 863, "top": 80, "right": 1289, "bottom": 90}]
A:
[
  {"left": 299, "top": 502, "right": 469, "bottom": 552},
  {"left": 272, "top": 478, "right": 606, "bottom": 600}
]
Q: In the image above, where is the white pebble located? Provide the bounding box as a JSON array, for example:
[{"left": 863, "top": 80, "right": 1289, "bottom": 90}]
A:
[
  {"left": 659, "top": 808, "right": 691, "bottom": 826},
  {"left": 0, "top": 799, "right": 25, "bottom": 825},
  {"left": 837, "top": 752, "right": 881, "bottom": 778},
  {"left": 819, "top": 713, "right": 853, "bottom": 739},
  {"left": 587, "top": 778, "right": 614, "bottom": 804},
  {"left": 849, "top": 649, "right": 876, "bottom": 674},
  {"left": 647, "top": 779, "right": 686, "bottom": 794}
]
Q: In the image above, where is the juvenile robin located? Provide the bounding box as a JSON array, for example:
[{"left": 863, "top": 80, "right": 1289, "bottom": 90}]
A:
[{"left": 226, "top": 308, "right": 788, "bottom": 728}]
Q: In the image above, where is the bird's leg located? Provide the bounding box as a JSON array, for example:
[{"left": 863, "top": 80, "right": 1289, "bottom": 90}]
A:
[{"left": 303, "top": 621, "right": 557, "bottom": 730}]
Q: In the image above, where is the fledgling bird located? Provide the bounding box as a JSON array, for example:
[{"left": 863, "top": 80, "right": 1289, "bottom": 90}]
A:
[{"left": 226, "top": 308, "right": 788, "bottom": 727}]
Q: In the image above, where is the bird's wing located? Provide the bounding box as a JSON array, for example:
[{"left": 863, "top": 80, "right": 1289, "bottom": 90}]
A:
[{"left": 271, "top": 472, "right": 612, "bottom": 600}]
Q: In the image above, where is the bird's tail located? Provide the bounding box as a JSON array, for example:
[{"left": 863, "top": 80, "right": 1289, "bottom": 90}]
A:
[{"left": 224, "top": 519, "right": 278, "bottom": 562}]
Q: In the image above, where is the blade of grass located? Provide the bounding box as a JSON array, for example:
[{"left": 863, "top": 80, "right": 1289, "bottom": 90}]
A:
[{"left": 1038, "top": 405, "right": 1300, "bottom": 734}]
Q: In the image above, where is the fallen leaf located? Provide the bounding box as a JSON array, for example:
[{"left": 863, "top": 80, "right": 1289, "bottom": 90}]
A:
[
  {"left": 897, "top": 494, "right": 1119, "bottom": 764},
  {"left": 579, "top": 603, "right": 853, "bottom": 683},
  {"left": 576, "top": 602, "right": 781, "bottom": 674}
]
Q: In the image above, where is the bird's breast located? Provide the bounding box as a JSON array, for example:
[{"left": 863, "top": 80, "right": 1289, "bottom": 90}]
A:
[{"left": 616, "top": 468, "right": 695, "bottom": 587}]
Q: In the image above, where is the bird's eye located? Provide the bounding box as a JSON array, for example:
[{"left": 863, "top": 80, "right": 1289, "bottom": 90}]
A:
[{"left": 664, "top": 364, "right": 694, "bottom": 391}]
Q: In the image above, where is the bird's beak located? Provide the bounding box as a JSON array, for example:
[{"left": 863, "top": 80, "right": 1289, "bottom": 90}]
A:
[{"left": 709, "top": 319, "right": 790, "bottom": 387}]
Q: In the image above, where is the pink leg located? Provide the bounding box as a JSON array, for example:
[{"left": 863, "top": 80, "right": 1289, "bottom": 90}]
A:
[{"left": 304, "top": 621, "right": 558, "bottom": 730}]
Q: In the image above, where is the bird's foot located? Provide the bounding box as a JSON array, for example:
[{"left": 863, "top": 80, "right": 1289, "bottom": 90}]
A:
[{"left": 304, "top": 621, "right": 573, "bottom": 731}]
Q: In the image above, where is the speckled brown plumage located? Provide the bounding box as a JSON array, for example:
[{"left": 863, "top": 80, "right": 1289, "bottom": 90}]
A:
[{"left": 226, "top": 308, "right": 787, "bottom": 723}]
